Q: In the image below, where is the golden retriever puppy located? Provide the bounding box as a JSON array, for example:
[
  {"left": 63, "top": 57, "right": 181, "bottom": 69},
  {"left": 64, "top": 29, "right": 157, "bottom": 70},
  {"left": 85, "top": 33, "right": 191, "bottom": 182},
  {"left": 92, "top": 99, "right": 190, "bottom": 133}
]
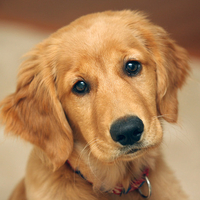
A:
[{"left": 0, "top": 10, "right": 190, "bottom": 200}]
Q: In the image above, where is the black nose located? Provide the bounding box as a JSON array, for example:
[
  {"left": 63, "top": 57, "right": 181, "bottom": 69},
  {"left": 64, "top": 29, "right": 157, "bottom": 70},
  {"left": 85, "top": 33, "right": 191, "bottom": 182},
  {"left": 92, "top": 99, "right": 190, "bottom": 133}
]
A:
[{"left": 110, "top": 116, "right": 144, "bottom": 146}]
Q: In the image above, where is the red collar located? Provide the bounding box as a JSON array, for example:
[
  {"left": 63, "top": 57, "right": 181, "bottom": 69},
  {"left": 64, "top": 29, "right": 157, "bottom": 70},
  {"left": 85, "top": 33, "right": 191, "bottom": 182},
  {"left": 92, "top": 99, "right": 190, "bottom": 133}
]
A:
[{"left": 66, "top": 161, "right": 151, "bottom": 197}]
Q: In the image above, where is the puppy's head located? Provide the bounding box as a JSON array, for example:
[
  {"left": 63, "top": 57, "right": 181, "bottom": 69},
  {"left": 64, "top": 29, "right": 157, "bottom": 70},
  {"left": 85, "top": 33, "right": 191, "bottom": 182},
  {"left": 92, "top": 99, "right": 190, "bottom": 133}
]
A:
[{"left": 0, "top": 10, "right": 190, "bottom": 169}]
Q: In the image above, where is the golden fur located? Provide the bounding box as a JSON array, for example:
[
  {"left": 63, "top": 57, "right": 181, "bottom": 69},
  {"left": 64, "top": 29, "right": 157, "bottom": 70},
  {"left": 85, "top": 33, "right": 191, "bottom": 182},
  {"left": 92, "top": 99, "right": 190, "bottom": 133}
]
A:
[{"left": 0, "top": 10, "right": 190, "bottom": 200}]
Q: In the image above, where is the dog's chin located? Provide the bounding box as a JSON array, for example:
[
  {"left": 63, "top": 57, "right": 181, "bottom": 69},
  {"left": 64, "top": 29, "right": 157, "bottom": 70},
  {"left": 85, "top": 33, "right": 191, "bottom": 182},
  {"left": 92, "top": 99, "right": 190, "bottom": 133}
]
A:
[
  {"left": 83, "top": 140, "right": 161, "bottom": 164},
  {"left": 94, "top": 147, "right": 147, "bottom": 164},
  {"left": 116, "top": 142, "right": 161, "bottom": 162},
  {"left": 117, "top": 148, "right": 147, "bottom": 162},
  {"left": 86, "top": 146, "right": 145, "bottom": 164}
]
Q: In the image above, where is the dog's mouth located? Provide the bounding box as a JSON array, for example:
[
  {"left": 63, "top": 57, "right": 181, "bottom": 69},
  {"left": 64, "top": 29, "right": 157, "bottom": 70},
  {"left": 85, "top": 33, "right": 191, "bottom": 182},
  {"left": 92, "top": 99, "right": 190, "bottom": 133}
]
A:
[
  {"left": 115, "top": 146, "right": 145, "bottom": 162},
  {"left": 121, "top": 145, "right": 142, "bottom": 155},
  {"left": 126, "top": 148, "right": 140, "bottom": 154}
]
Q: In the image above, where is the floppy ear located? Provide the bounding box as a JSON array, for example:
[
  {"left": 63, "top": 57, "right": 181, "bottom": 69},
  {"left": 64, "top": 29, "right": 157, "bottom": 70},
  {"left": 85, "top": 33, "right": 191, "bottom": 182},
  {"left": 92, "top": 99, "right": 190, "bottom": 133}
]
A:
[
  {"left": 0, "top": 42, "right": 73, "bottom": 170},
  {"left": 153, "top": 27, "right": 190, "bottom": 123}
]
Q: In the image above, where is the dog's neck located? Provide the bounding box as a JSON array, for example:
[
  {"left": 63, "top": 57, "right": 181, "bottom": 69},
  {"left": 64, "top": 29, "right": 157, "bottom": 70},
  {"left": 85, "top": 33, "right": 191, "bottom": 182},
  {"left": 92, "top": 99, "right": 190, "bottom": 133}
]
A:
[
  {"left": 67, "top": 148, "right": 158, "bottom": 195},
  {"left": 66, "top": 160, "right": 149, "bottom": 195}
]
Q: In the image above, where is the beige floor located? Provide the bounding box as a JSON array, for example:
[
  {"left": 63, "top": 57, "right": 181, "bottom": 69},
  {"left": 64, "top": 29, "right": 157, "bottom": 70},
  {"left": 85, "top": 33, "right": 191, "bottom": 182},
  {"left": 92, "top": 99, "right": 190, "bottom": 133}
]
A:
[{"left": 0, "top": 21, "right": 200, "bottom": 200}]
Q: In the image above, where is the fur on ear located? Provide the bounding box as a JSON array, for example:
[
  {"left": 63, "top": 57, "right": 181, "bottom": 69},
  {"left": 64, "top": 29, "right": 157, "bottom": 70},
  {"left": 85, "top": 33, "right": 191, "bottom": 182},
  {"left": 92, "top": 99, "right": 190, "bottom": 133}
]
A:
[
  {"left": 0, "top": 41, "right": 73, "bottom": 170},
  {"left": 152, "top": 27, "right": 190, "bottom": 123}
]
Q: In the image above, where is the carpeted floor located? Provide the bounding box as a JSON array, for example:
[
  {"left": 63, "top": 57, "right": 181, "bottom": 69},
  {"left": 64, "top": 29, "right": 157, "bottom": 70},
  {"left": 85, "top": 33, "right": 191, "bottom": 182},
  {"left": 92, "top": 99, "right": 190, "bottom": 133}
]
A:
[{"left": 0, "top": 21, "right": 199, "bottom": 200}]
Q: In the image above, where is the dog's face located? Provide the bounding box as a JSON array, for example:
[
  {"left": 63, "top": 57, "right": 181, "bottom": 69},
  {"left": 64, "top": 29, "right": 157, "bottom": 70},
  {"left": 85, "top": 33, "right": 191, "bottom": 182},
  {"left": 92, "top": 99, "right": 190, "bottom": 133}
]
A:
[
  {"left": 56, "top": 17, "right": 162, "bottom": 162},
  {"left": 0, "top": 11, "right": 190, "bottom": 169}
]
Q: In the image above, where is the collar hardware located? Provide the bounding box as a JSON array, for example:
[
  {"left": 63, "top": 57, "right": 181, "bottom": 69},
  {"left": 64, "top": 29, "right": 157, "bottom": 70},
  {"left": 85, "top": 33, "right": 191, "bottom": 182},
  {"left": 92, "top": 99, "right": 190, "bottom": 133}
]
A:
[{"left": 138, "top": 175, "right": 152, "bottom": 199}]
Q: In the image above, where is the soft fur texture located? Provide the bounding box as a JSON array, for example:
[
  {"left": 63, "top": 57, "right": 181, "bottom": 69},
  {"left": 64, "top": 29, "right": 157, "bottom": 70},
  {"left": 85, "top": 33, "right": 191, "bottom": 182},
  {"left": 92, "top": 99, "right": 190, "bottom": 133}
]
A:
[{"left": 0, "top": 10, "right": 190, "bottom": 200}]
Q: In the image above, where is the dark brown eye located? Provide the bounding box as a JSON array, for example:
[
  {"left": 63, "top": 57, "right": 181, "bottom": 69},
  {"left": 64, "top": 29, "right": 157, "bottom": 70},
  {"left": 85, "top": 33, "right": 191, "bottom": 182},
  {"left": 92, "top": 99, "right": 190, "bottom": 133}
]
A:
[
  {"left": 125, "top": 61, "right": 142, "bottom": 76},
  {"left": 73, "top": 81, "right": 89, "bottom": 95}
]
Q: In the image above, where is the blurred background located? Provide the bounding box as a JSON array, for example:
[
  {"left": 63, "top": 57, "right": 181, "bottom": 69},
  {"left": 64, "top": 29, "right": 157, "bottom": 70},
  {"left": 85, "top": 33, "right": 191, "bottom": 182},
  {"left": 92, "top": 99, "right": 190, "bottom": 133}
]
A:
[{"left": 0, "top": 0, "right": 200, "bottom": 199}]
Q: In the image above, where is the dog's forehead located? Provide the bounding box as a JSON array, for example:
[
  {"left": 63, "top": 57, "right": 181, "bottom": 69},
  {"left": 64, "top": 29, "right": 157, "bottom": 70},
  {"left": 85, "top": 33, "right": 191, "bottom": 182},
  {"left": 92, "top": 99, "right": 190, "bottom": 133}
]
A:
[
  {"left": 53, "top": 11, "right": 154, "bottom": 81},
  {"left": 57, "top": 12, "right": 148, "bottom": 59}
]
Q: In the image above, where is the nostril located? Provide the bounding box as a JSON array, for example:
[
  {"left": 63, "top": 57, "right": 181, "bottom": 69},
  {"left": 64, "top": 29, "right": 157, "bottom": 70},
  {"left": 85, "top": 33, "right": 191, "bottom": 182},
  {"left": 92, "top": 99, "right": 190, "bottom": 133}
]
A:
[
  {"left": 110, "top": 116, "right": 144, "bottom": 146},
  {"left": 117, "top": 135, "right": 126, "bottom": 141},
  {"left": 116, "top": 135, "right": 127, "bottom": 145}
]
